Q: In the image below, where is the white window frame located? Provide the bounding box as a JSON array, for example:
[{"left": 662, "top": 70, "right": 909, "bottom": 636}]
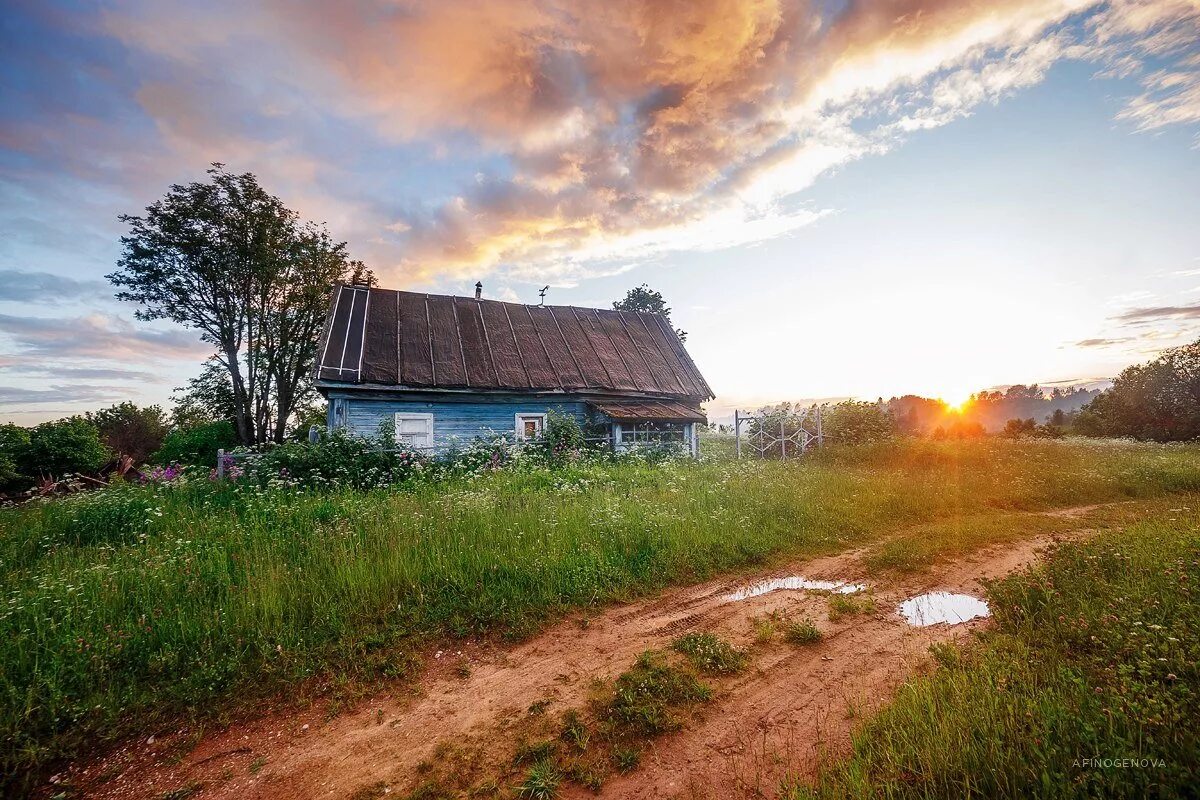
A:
[
  {"left": 514, "top": 413, "right": 547, "bottom": 441},
  {"left": 394, "top": 412, "right": 434, "bottom": 451}
]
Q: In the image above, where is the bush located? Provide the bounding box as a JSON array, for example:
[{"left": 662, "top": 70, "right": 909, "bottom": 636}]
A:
[
  {"left": 153, "top": 421, "right": 239, "bottom": 467},
  {"left": 0, "top": 424, "right": 31, "bottom": 489},
  {"left": 823, "top": 400, "right": 894, "bottom": 445},
  {"left": 233, "top": 429, "right": 426, "bottom": 490},
  {"left": 87, "top": 402, "right": 169, "bottom": 463},
  {"left": 20, "top": 417, "right": 109, "bottom": 479}
]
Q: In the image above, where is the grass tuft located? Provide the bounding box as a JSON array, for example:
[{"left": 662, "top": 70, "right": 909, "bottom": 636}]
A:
[
  {"left": 783, "top": 619, "right": 822, "bottom": 645},
  {"left": 670, "top": 632, "right": 749, "bottom": 674}
]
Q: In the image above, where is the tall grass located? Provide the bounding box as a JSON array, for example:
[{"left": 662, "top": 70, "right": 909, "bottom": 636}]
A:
[
  {"left": 790, "top": 506, "right": 1200, "bottom": 799},
  {"left": 2, "top": 438, "right": 1198, "bottom": 792}
]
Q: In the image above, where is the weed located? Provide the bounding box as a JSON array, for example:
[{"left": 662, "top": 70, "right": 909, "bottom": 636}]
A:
[
  {"left": 513, "top": 739, "right": 557, "bottom": 765},
  {"left": 560, "top": 710, "right": 590, "bottom": 751},
  {"left": 752, "top": 613, "right": 779, "bottom": 643},
  {"left": 670, "top": 632, "right": 749, "bottom": 674},
  {"left": 518, "top": 759, "right": 561, "bottom": 799},
  {"left": 783, "top": 619, "right": 822, "bottom": 645},
  {"left": 248, "top": 755, "right": 267, "bottom": 774},
  {"left": 605, "top": 651, "right": 712, "bottom": 736},
  {"left": 614, "top": 746, "right": 641, "bottom": 773},
  {"left": 527, "top": 699, "right": 551, "bottom": 716},
  {"left": 827, "top": 593, "right": 875, "bottom": 621}
]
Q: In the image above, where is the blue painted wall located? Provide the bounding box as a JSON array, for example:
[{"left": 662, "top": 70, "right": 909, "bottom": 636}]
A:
[{"left": 328, "top": 392, "right": 593, "bottom": 449}]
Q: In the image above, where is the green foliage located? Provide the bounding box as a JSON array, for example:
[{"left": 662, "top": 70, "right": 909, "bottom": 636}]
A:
[
  {"left": 110, "top": 164, "right": 369, "bottom": 446},
  {"left": 153, "top": 421, "right": 240, "bottom": 468},
  {"left": 0, "top": 424, "right": 31, "bottom": 489},
  {"left": 794, "top": 511, "right": 1200, "bottom": 799},
  {"left": 822, "top": 400, "right": 894, "bottom": 445},
  {"left": 1075, "top": 337, "right": 1200, "bottom": 442},
  {"left": 235, "top": 429, "right": 426, "bottom": 490},
  {"left": 2, "top": 439, "right": 1199, "bottom": 793},
  {"left": 170, "top": 358, "right": 237, "bottom": 429},
  {"left": 613, "top": 284, "right": 687, "bottom": 342},
  {"left": 604, "top": 651, "right": 711, "bottom": 735},
  {"left": 613, "top": 746, "right": 641, "bottom": 773},
  {"left": 542, "top": 409, "right": 586, "bottom": 459},
  {"left": 21, "top": 417, "right": 109, "bottom": 479},
  {"left": 670, "top": 632, "right": 749, "bottom": 674},
  {"left": 87, "top": 402, "right": 169, "bottom": 463},
  {"left": 783, "top": 619, "right": 822, "bottom": 645},
  {"left": 518, "top": 759, "right": 561, "bottom": 799},
  {"left": 827, "top": 593, "right": 874, "bottom": 621}
]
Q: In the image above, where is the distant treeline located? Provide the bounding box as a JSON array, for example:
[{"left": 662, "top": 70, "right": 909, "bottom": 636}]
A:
[
  {"left": 886, "top": 385, "right": 1101, "bottom": 435},
  {"left": 739, "top": 336, "right": 1200, "bottom": 444}
]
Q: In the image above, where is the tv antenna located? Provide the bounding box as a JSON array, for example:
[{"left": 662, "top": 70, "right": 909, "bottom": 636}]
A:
[{"left": 538, "top": 285, "right": 549, "bottom": 306}]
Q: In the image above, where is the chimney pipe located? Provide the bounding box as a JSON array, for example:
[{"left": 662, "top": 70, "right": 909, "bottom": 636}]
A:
[{"left": 474, "top": 281, "right": 482, "bottom": 300}]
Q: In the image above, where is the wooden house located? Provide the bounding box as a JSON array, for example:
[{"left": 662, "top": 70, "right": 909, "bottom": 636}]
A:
[{"left": 314, "top": 283, "right": 713, "bottom": 455}]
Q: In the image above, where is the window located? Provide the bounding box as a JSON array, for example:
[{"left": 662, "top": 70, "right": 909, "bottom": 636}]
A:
[
  {"left": 515, "top": 413, "right": 546, "bottom": 440},
  {"left": 394, "top": 413, "right": 433, "bottom": 450}
]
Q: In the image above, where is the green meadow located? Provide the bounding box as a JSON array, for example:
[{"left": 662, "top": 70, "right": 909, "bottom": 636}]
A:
[
  {"left": 2, "top": 438, "right": 1199, "bottom": 793},
  {"left": 790, "top": 506, "right": 1200, "bottom": 799}
]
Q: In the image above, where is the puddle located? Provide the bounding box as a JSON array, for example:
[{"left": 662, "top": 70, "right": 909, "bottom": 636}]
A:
[
  {"left": 725, "top": 576, "right": 866, "bottom": 602},
  {"left": 898, "top": 592, "right": 990, "bottom": 626}
]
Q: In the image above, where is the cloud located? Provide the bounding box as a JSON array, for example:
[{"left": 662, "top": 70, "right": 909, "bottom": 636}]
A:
[
  {"left": 0, "top": 270, "right": 110, "bottom": 303},
  {"left": 0, "top": 384, "right": 133, "bottom": 407},
  {"left": 0, "top": 362, "right": 157, "bottom": 381},
  {"left": 1075, "top": 337, "right": 1136, "bottom": 347},
  {"left": 4, "top": 0, "right": 1200, "bottom": 290},
  {"left": 0, "top": 313, "right": 209, "bottom": 362},
  {"left": 1114, "top": 303, "right": 1200, "bottom": 322}
]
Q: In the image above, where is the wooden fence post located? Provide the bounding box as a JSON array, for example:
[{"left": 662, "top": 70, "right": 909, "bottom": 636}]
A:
[{"left": 216, "top": 449, "right": 225, "bottom": 480}]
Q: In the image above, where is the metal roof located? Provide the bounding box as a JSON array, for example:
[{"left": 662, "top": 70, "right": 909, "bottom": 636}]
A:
[
  {"left": 589, "top": 400, "right": 706, "bottom": 422},
  {"left": 316, "top": 285, "right": 714, "bottom": 399}
]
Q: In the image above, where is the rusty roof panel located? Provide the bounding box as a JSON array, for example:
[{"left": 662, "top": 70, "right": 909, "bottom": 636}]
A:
[
  {"left": 529, "top": 305, "right": 587, "bottom": 389},
  {"left": 573, "top": 307, "right": 637, "bottom": 390},
  {"left": 591, "top": 401, "right": 706, "bottom": 421},
  {"left": 317, "top": 286, "right": 712, "bottom": 398},
  {"left": 426, "top": 294, "right": 467, "bottom": 385},
  {"left": 479, "top": 300, "right": 530, "bottom": 388},
  {"left": 455, "top": 297, "right": 496, "bottom": 387},
  {"left": 398, "top": 292, "right": 434, "bottom": 386},
  {"left": 507, "top": 304, "right": 562, "bottom": 388},
  {"left": 360, "top": 288, "right": 399, "bottom": 384}
]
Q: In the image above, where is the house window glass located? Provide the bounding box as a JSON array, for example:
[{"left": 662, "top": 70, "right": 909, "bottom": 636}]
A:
[
  {"left": 394, "top": 413, "right": 433, "bottom": 450},
  {"left": 515, "top": 413, "right": 546, "bottom": 440}
]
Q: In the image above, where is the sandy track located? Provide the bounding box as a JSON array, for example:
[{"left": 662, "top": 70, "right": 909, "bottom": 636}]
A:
[{"left": 67, "top": 530, "right": 1076, "bottom": 800}]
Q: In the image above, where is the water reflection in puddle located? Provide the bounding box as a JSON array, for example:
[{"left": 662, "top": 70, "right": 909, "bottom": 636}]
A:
[
  {"left": 899, "top": 592, "right": 990, "bottom": 626},
  {"left": 725, "top": 576, "right": 866, "bottom": 602}
]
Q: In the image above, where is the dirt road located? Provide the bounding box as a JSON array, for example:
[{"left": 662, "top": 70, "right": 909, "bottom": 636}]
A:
[{"left": 67, "top": 529, "right": 1077, "bottom": 799}]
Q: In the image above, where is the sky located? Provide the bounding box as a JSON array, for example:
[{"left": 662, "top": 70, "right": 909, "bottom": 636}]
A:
[{"left": 1, "top": 0, "right": 1199, "bottom": 424}]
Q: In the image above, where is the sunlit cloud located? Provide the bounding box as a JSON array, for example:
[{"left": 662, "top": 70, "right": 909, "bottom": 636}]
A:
[{"left": 1, "top": 0, "right": 1162, "bottom": 287}]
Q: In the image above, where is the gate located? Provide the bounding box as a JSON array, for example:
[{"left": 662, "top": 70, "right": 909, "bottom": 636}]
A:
[{"left": 733, "top": 406, "right": 824, "bottom": 459}]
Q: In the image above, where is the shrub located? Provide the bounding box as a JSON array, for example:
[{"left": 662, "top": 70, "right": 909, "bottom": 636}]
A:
[
  {"left": 87, "top": 402, "right": 169, "bottom": 463},
  {"left": 542, "top": 409, "right": 586, "bottom": 460},
  {"left": 153, "top": 421, "right": 239, "bottom": 467},
  {"left": 21, "top": 417, "right": 109, "bottom": 479},
  {"left": 823, "top": 400, "right": 894, "bottom": 445},
  {"left": 0, "top": 424, "right": 31, "bottom": 489},
  {"left": 234, "top": 429, "right": 426, "bottom": 490}
]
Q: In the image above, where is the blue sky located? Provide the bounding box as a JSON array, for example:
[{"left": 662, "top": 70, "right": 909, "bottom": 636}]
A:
[{"left": 2, "top": 0, "right": 1199, "bottom": 423}]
